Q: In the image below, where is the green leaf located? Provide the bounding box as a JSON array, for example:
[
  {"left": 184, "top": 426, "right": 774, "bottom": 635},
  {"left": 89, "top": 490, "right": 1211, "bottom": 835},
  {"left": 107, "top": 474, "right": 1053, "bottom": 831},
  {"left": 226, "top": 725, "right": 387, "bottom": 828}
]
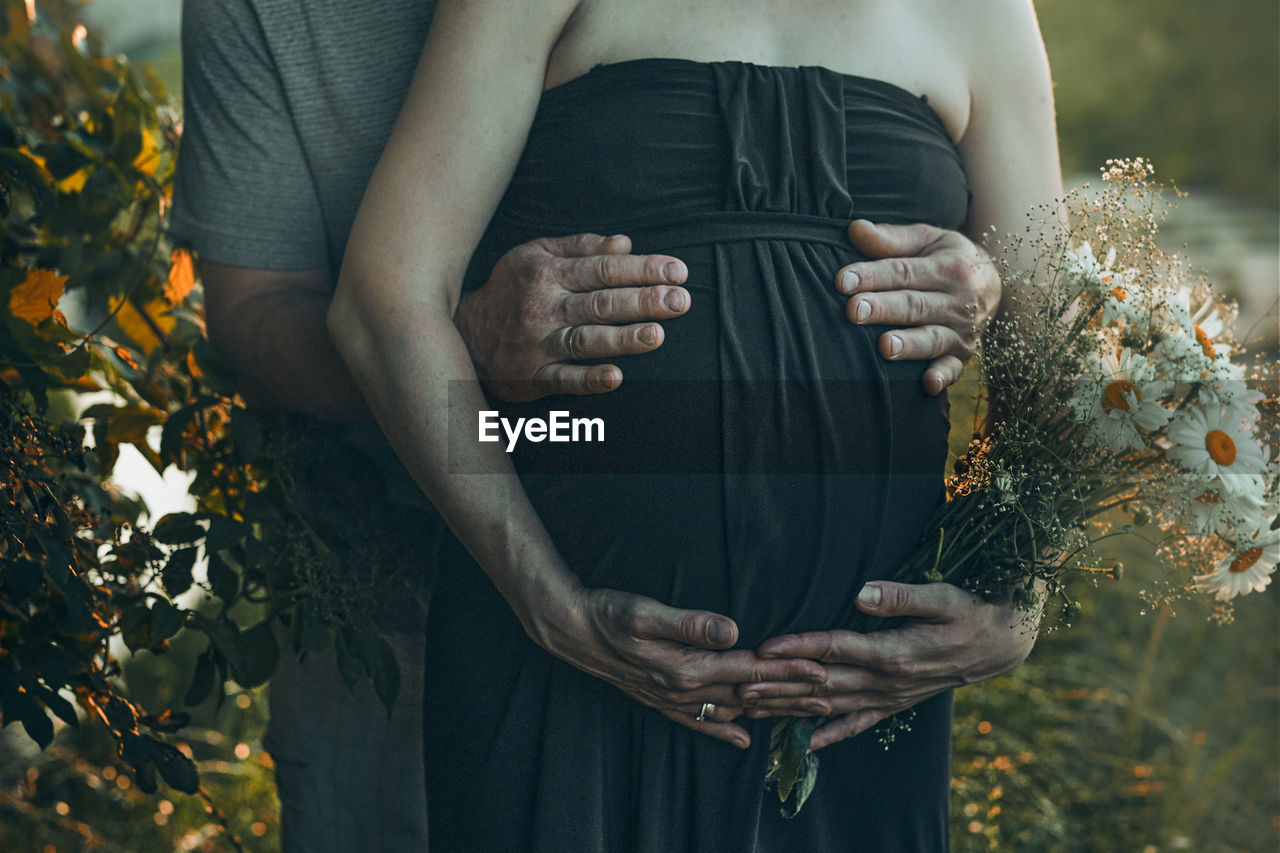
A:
[
  {"left": 153, "top": 740, "right": 199, "bottom": 793},
  {"left": 183, "top": 649, "right": 216, "bottom": 707},
  {"left": 103, "top": 696, "right": 136, "bottom": 733},
  {"left": 161, "top": 547, "right": 197, "bottom": 598},
  {"left": 7, "top": 557, "right": 45, "bottom": 602},
  {"left": 153, "top": 512, "right": 205, "bottom": 545},
  {"left": 0, "top": 147, "right": 56, "bottom": 210},
  {"left": 19, "top": 703, "right": 54, "bottom": 750},
  {"left": 779, "top": 753, "right": 820, "bottom": 819},
  {"left": 333, "top": 628, "right": 362, "bottom": 692},
  {"left": 232, "top": 619, "right": 279, "bottom": 689},
  {"left": 205, "top": 550, "right": 239, "bottom": 603},
  {"left": 149, "top": 599, "right": 186, "bottom": 642},
  {"left": 140, "top": 709, "right": 191, "bottom": 733},
  {"left": 0, "top": 318, "right": 48, "bottom": 411},
  {"left": 203, "top": 516, "right": 247, "bottom": 554},
  {"left": 119, "top": 732, "right": 155, "bottom": 769},
  {"left": 291, "top": 600, "right": 331, "bottom": 655},
  {"left": 158, "top": 399, "right": 204, "bottom": 465},
  {"left": 133, "top": 760, "right": 159, "bottom": 795},
  {"left": 25, "top": 680, "right": 78, "bottom": 729}
]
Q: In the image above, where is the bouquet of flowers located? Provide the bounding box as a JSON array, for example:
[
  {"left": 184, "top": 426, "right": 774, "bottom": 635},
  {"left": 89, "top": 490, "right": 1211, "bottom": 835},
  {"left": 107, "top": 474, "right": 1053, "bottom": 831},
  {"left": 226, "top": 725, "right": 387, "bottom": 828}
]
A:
[{"left": 766, "top": 159, "right": 1280, "bottom": 816}]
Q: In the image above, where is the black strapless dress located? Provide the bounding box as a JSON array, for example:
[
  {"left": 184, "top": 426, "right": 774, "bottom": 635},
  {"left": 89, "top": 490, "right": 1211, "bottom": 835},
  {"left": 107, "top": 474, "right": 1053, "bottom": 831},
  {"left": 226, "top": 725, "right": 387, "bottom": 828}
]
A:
[{"left": 424, "top": 58, "right": 969, "bottom": 852}]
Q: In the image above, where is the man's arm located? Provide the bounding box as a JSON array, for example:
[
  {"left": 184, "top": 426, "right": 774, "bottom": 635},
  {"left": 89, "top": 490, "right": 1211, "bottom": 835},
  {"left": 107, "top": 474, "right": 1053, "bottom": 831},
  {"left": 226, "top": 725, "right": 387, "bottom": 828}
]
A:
[{"left": 200, "top": 232, "right": 691, "bottom": 421}]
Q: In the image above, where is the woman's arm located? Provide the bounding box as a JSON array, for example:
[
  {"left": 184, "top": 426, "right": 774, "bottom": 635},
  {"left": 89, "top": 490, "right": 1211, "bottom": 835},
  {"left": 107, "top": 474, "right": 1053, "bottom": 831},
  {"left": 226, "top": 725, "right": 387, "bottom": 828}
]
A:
[
  {"left": 740, "top": 0, "right": 1062, "bottom": 745},
  {"left": 327, "top": 0, "right": 824, "bottom": 747}
]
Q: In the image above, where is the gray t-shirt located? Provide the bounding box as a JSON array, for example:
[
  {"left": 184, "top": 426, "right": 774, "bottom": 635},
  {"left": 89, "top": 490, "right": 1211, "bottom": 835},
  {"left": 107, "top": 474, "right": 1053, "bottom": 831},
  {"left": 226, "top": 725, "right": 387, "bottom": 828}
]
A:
[
  {"left": 171, "top": 0, "right": 437, "bottom": 273},
  {"left": 170, "top": 0, "right": 441, "bottom": 512}
]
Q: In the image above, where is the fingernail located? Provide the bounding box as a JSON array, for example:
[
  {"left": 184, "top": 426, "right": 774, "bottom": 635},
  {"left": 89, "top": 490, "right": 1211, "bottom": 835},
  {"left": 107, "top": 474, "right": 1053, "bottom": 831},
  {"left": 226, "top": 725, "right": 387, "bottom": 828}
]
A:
[
  {"left": 855, "top": 299, "right": 871, "bottom": 323},
  {"left": 607, "top": 234, "right": 627, "bottom": 243},
  {"left": 742, "top": 691, "right": 760, "bottom": 702},
  {"left": 734, "top": 736, "right": 750, "bottom": 749},
  {"left": 708, "top": 619, "right": 734, "bottom": 645},
  {"left": 638, "top": 324, "right": 659, "bottom": 346},
  {"left": 859, "top": 584, "right": 882, "bottom": 607},
  {"left": 840, "top": 270, "right": 860, "bottom": 293},
  {"left": 888, "top": 335, "right": 902, "bottom": 357},
  {"left": 662, "top": 261, "right": 684, "bottom": 283},
  {"left": 663, "top": 288, "right": 686, "bottom": 311},
  {"left": 748, "top": 710, "right": 767, "bottom": 719}
]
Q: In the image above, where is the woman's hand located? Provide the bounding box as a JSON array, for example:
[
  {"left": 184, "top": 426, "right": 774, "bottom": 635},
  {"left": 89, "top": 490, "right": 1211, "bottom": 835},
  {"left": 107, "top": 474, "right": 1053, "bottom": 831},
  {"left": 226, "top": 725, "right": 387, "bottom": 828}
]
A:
[
  {"left": 522, "top": 582, "right": 829, "bottom": 750},
  {"left": 736, "top": 581, "right": 1037, "bottom": 750}
]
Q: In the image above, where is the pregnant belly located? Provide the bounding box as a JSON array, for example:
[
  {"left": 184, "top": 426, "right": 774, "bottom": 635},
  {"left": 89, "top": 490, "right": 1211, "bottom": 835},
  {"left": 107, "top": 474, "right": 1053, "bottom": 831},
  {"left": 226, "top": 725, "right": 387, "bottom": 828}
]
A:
[{"left": 499, "top": 235, "right": 950, "bottom": 643}]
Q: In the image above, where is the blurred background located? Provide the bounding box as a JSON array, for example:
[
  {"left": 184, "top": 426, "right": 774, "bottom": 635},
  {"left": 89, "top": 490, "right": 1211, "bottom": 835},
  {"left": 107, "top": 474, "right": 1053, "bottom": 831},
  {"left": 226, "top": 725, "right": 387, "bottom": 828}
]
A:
[{"left": 1, "top": 0, "right": 1276, "bottom": 851}]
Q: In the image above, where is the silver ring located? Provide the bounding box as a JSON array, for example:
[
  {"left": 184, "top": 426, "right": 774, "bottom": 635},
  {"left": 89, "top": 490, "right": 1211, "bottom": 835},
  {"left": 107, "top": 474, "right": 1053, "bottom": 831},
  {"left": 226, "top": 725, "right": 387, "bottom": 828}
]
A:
[{"left": 696, "top": 702, "right": 716, "bottom": 722}]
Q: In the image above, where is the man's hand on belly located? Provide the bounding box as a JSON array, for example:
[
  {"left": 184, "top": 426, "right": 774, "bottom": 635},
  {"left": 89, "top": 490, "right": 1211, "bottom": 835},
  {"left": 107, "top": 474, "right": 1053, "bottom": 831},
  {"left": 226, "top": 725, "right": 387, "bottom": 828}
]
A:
[
  {"left": 835, "top": 221, "right": 1002, "bottom": 395},
  {"left": 455, "top": 233, "right": 691, "bottom": 402},
  {"left": 735, "top": 581, "right": 1038, "bottom": 751}
]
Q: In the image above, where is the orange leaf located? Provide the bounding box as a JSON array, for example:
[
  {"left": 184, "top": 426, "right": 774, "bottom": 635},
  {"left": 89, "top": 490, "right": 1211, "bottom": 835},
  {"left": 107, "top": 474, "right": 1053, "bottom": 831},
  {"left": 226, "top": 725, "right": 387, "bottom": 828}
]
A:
[
  {"left": 165, "top": 249, "right": 195, "bottom": 306},
  {"left": 109, "top": 296, "right": 176, "bottom": 356},
  {"left": 10, "top": 268, "right": 68, "bottom": 326},
  {"left": 113, "top": 346, "right": 139, "bottom": 370},
  {"left": 134, "top": 126, "right": 161, "bottom": 177},
  {"left": 57, "top": 169, "right": 89, "bottom": 194},
  {"left": 17, "top": 145, "right": 51, "bottom": 181}
]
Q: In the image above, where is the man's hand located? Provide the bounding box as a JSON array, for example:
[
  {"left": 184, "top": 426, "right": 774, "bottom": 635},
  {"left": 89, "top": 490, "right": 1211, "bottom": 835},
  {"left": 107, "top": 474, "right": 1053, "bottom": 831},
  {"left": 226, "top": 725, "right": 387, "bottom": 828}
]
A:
[
  {"left": 738, "top": 581, "right": 1037, "bottom": 751},
  {"left": 529, "top": 586, "right": 828, "bottom": 750},
  {"left": 837, "top": 221, "right": 1002, "bottom": 395},
  {"left": 455, "top": 233, "right": 690, "bottom": 402}
]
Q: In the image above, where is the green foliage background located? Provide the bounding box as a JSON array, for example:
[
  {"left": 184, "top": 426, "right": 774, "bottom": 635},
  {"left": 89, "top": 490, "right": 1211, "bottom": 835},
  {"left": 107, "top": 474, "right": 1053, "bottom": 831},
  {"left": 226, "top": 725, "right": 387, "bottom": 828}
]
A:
[
  {"left": 0, "top": 0, "right": 1276, "bottom": 851},
  {"left": 1040, "top": 0, "right": 1278, "bottom": 205}
]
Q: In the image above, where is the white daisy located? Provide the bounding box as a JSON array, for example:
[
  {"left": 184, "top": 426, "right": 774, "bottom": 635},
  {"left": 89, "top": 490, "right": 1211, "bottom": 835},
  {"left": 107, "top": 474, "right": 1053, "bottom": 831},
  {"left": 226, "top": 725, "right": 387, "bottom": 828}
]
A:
[
  {"left": 1069, "top": 347, "right": 1172, "bottom": 452},
  {"left": 1194, "top": 525, "right": 1280, "bottom": 600},
  {"left": 1183, "top": 480, "right": 1267, "bottom": 537},
  {"left": 1149, "top": 286, "right": 1195, "bottom": 339},
  {"left": 1151, "top": 332, "right": 1213, "bottom": 384},
  {"left": 1196, "top": 376, "right": 1264, "bottom": 426},
  {"left": 1098, "top": 268, "right": 1148, "bottom": 327},
  {"left": 1064, "top": 241, "right": 1115, "bottom": 290},
  {"left": 1167, "top": 404, "right": 1267, "bottom": 494}
]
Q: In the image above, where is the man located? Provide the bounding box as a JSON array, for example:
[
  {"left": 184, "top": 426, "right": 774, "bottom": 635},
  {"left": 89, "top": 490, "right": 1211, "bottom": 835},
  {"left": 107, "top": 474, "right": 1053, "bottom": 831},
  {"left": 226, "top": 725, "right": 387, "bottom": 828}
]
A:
[{"left": 171, "top": 0, "right": 1029, "bottom": 848}]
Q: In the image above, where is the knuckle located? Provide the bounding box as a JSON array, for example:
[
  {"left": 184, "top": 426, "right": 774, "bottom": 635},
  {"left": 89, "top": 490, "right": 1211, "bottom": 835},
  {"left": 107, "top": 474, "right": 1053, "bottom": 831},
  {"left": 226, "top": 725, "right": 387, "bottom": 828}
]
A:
[
  {"left": 593, "top": 254, "right": 616, "bottom": 287},
  {"left": 929, "top": 326, "right": 950, "bottom": 355},
  {"left": 905, "top": 291, "right": 925, "bottom": 324},
  {"left": 646, "top": 286, "right": 669, "bottom": 316},
  {"left": 892, "top": 259, "right": 911, "bottom": 285},
  {"left": 884, "top": 584, "right": 911, "bottom": 613},
  {"left": 669, "top": 674, "right": 698, "bottom": 694},
  {"left": 817, "top": 631, "right": 839, "bottom": 662},
  {"left": 588, "top": 287, "right": 612, "bottom": 322},
  {"left": 677, "top": 612, "right": 700, "bottom": 645},
  {"left": 939, "top": 257, "right": 969, "bottom": 287}
]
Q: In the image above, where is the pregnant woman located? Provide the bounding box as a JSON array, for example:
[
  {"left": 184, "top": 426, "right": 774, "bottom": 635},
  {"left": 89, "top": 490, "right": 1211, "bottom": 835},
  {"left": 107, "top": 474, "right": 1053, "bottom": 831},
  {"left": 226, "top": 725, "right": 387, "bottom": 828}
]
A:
[{"left": 328, "top": 0, "right": 1062, "bottom": 849}]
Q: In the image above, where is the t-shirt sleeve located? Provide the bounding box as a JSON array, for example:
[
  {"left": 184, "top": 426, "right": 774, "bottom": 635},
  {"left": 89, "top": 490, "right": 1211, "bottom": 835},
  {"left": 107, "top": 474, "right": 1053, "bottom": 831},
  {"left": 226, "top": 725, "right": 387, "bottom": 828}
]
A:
[{"left": 169, "top": 0, "right": 329, "bottom": 270}]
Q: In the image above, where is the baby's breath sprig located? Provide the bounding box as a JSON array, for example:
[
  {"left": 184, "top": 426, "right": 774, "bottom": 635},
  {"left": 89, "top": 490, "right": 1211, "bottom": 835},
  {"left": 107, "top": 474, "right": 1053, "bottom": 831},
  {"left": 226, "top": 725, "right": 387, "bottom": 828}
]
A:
[{"left": 766, "top": 159, "right": 1280, "bottom": 817}]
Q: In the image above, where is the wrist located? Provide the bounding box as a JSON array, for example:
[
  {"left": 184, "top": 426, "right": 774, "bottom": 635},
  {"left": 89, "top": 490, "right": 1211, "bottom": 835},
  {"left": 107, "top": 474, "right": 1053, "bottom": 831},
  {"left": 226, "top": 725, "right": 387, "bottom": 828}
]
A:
[{"left": 498, "top": 552, "right": 589, "bottom": 654}]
